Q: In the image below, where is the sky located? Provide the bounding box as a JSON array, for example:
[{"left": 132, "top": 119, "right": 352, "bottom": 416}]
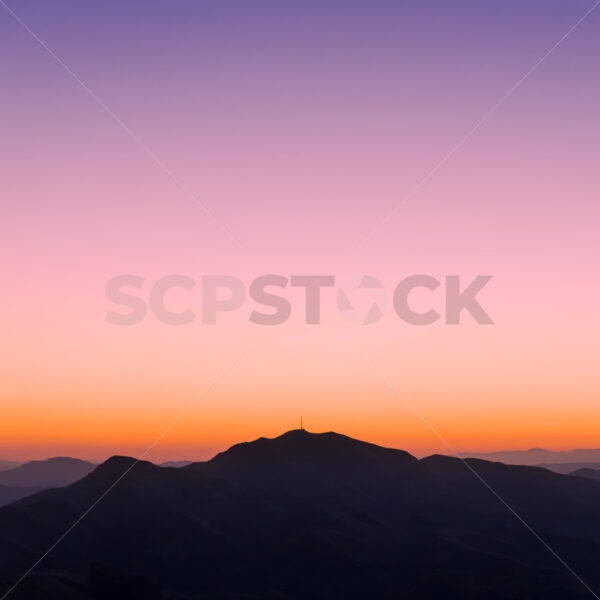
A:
[{"left": 1, "top": 0, "right": 599, "bottom": 462}]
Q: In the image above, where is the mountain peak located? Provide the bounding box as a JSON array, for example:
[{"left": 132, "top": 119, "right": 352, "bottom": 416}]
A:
[
  {"left": 89, "top": 456, "right": 157, "bottom": 481},
  {"left": 273, "top": 428, "right": 351, "bottom": 442},
  {"left": 40, "top": 456, "right": 93, "bottom": 465},
  {"left": 277, "top": 428, "right": 311, "bottom": 437},
  {"left": 98, "top": 455, "right": 155, "bottom": 470},
  {"left": 212, "top": 429, "right": 412, "bottom": 461},
  {"left": 188, "top": 429, "right": 420, "bottom": 491}
]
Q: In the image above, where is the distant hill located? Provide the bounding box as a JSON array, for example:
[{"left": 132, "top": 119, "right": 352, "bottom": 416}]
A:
[
  {"left": 0, "top": 483, "right": 43, "bottom": 507},
  {"left": 0, "top": 457, "right": 95, "bottom": 488},
  {"left": 0, "top": 460, "right": 21, "bottom": 472},
  {"left": 159, "top": 460, "right": 193, "bottom": 468},
  {"left": 570, "top": 468, "right": 600, "bottom": 482},
  {"left": 461, "top": 447, "right": 600, "bottom": 466},
  {"left": 1, "top": 430, "right": 600, "bottom": 599},
  {"left": 539, "top": 462, "right": 600, "bottom": 474}
]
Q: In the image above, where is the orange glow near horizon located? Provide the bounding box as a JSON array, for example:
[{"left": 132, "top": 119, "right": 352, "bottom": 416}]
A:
[
  {"left": 2, "top": 376, "right": 600, "bottom": 462},
  {"left": 2, "top": 292, "right": 599, "bottom": 462}
]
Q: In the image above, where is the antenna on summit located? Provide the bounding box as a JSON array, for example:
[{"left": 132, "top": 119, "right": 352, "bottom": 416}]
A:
[{"left": 300, "top": 416, "right": 304, "bottom": 431}]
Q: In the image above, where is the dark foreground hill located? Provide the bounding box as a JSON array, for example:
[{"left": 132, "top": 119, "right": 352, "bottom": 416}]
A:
[{"left": 1, "top": 430, "right": 600, "bottom": 599}]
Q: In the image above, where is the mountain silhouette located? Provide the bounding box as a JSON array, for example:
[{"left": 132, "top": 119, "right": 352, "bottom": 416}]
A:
[
  {"left": 190, "top": 429, "right": 426, "bottom": 496},
  {"left": 570, "top": 467, "right": 600, "bottom": 482},
  {"left": 462, "top": 447, "right": 600, "bottom": 466},
  {"left": 0, "top": 457, "right": 95, "bottom": 488},
  {"left": 0, "top": 460, "right": 20, "bottom": 472},
  {"left": 1, "top": 431, "right": 600, "bottom": 599},
  {"left": 537, "top": 461, "right": 600, "bottom": 474},
  {"left": 0, "top": 484, "right": 43, "bottom": 508},
  {"left": 0, "top": 458, "right": 97, "bottom": 508}
]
